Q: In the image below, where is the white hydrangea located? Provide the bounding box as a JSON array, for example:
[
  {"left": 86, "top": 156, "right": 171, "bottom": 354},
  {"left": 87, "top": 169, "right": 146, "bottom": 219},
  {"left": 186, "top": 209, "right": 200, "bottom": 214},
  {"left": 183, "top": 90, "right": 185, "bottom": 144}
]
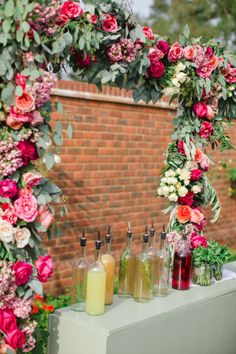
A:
[
  {"left": 168, "top": 177, "right": 178, "bottom": 185},
  {"left": 176, "top": 71, "right": 187, "bottom": 83},
  {"left": 157, "top": 187, "right": 164, "bottom": 196},
  {"left": 161, "top": 177, "right": 168, "bottom": 183},
  {"left": 176, "top": 168, "right": 181, "bottom": 175},
  {"left": 176, "top": 62, "right": 186, "bottom": 73},
  {"left": 169, "top": 193, "right": 178, "bottom": 202},
  {"left": 178, "top": 186, "right": 188, "bottom": 197},
  {"left": 172, "top": 77, "right": 181, "bottom": 88},
  {"left": 184, "top": 179, "right": 190, "bottom": 186},
  {"left": 165, "top": 170, "right": 176, "bottom": 177},
  {"left": 192, "top": 185, "right": 202, "bottom": 194},
  {"left": 163, "top": 87, "right": 179, "bottom": 97},
  {"left": 185, "top": 161, "right": 198, "bottom": 170},
  {"left": 169, "top": 185, "right": 176, "bottom": 193},
  {"left": 179, "top": 169, "right": 191, "bottom": 181},
  {"left": 162, "top": 186, "right": 170, "bottom": 196}
]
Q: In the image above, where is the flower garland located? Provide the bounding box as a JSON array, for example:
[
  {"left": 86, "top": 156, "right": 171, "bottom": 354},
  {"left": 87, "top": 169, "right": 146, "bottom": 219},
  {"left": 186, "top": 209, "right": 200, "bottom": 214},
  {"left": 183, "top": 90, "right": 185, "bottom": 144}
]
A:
[{"left": 0, "top": 0, "right": 235, "bottom": 351}]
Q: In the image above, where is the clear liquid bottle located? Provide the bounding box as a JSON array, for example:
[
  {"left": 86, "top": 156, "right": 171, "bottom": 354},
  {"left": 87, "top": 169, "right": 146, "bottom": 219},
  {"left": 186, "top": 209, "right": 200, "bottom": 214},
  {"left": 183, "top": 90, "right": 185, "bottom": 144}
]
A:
[
  {"left": 154, "top": 225, "right": 170, "bottom": 297},
  {"left": 86, "top": 230, "right": 106, "bottom": 315},
  {"left": 101, "top": 225, "right": 115, "bottom": 305},
  {"left": 118, "top": 223, "right": 135, "bottom": 298},
  {"left": 172, "top": 230, "right": 192, "bottom": 290},
  {"left": 133, "top": 226, "right": 153, "bottom": 303},
  {"left": 71, "top": 229, "right": 89, "bottom": 311},
  {"left": 148, "top": 221, "right": 158, "bottom": 291}
]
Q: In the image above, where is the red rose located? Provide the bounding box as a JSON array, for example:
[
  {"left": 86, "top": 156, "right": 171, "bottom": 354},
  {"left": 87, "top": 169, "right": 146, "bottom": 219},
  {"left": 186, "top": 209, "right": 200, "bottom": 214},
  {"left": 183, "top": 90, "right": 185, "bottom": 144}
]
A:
[
  {"left": 5, "top": 329, "right": 26, "bottom": 350},
  {"left": 102, "top": 14, "right": 118, "bottom": 33},
  {"left": 60, "top": 1, "right": 83, "bottom": 19},
  {"left": 12, "top": 260, "right": 33, "bottom": 286},
  {"left": 148, "top": 61, "right": 165, "bottom": 78},
  {"left": 15, "top": 73, "right": 27, "bottom": 90},
  {"left": 36, "top": 255, "right": 53, "bottom": 283},
  {"left": 143, "top": 26, "right": 155, "bottom": 40},
  {"left": 190, "top": 169, "right": 203, "bottom": 181},
  {"left": 190, "top": 233, "right": 208, "bottom": 250},
  {"left": 168, "top": 42, "right": 183, "bottom": 62},
  {"left": 193, "top": 101, "right": 208, "bottom": 118},
  {"left": 0, "top": 179, "right": 18, "bottom": 199},
  {"left": 0, "top": 309, "right": 17, "bottom": 334},
  {"left": 148, "top": 47, "right": 164, "bottom": 64},
  {"left": 157, "top": 40, "right": 169, "bottom": 54},
  {"left": 199, "top": 121, "right": 213, "bottom": 139},
  {"left": 17, "top": 141, "right": 39, "bottom": 166},
  {"left": 76, "top": 51, "right": 91, "bottom": 68},
  {"left": 177, "top": 140, "right": 186, "bottom": 155},
  {"left": 178, "top": 191, "right": 194, "bottom": 206}
]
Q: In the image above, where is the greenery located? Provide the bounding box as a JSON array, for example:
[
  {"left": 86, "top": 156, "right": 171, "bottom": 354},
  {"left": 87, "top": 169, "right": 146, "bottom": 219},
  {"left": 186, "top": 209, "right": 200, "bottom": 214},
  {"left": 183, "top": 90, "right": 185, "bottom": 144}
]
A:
[
  {"left": 192, "top": 264, "right": 213, "bottom": 286},
  {"left": 228, "top": 167, "right": 236, "bottom": 197},
  {"left": 148, "top": 0, "right": 236, "bottom": 49}
]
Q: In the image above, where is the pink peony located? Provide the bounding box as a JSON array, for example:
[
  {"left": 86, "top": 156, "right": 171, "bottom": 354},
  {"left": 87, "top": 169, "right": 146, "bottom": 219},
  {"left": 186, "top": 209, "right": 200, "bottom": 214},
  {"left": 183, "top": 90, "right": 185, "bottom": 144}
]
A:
[
  {"left": 199, "top": 121, "right": 213, "bottom": 139},
  {"left": 5, "top": 329, "right": 26, "bottom": 350},
  {"left": 22, "top": 172, "right": 42, "bottom": 188},
  {"left": 36, "top": 255, "right": 53, "bottom": 283},
  {"left": 31, "top": 111, "right": 44, "bottom": 126},
  {"left": 193, "top": 101, "right": 208, "bottom": 118},
  {"left": 15, "top": 73, "right": 27, "bottom": 89},
  {"left": 14, "top": 192, "right": 38, "bottom": 222},
  {"left": 15, "top": 92, "right": 35, "bottom": 113},
  {"left": 0, "top": 309, "right": 17, "bottom": 334},
  {"left": 157, "top": 40, "right": 169, "bottom": 54},
  {"left": 2, "top": 204, "right": 18, "bottom": 225},
  {"left": 183, "top": 46, "right": 197, "bottom": 60},
  {"left": 0, "top": 179, "right": 18, "bottom": 198},
  {"left": 191, "top": 208, "right": 205, "bottom": 225},
  {"left": 37, "top": 205, "right": 54, "bottom": 231},
  {"left": 17, "top": 140, "right": 39, "bottom": 166},
  {"left": 60, "top": 1, "right": 83, "bottom": 19},
  {"left": 102, "top": 14, "right": 118, "bottom": 32},
  {"left": 191, "top": 233, "right": 208, "bottom": 249},
  {"left": 178, "top": 191, "right": 194, "bottom": 206},
  {"left": 12, "top": 260, "right": 33, "bottom": 286},
  {"left": 143, "top": 26, "right": 155, "bottom": 40},
  {"left": 148, "top": 60, "right": 165, "bottom": 78},
  {"left": 190, "top": 169, "right": 203, "bottom": 181},
  {"left": 168, "top": 42, "right": 183, "bottom": 62}
]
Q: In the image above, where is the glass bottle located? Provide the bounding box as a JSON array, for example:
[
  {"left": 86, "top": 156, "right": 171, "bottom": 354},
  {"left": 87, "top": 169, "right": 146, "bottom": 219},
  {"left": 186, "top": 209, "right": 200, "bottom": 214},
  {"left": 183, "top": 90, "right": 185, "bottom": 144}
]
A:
[
  {"left": 154, "top": 225, "right": 170, "bottom": 297},
  {"left": 148, "top": 221, "right": 158, "bottom": 290},
  {"left": 101, "top": 225, "right": 115, "bottom": 305},
  {"left": 86, "top": 230, "right": 106, "bottom": 316},
  {"left": 71, "top": 229, "right": 89, "bottom": 311},
  {"left": 133, "top": 226, "right": 153, "bottom": 303},
  {"left": 172, "top": 230, "right": 192, "bottom": 290},
  {"left": 118, "top": 223, "right": 135, "bottom": 298}
]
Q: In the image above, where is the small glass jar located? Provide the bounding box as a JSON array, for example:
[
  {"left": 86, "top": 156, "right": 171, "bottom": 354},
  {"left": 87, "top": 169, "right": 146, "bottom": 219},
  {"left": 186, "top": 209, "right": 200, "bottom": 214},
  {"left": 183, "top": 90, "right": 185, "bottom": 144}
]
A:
[
  {"left": 213, "top": 263, "right": 223, "bottom": 281},
  {"left": 192, "top": 264, "right": 213, "bottom": 286}
]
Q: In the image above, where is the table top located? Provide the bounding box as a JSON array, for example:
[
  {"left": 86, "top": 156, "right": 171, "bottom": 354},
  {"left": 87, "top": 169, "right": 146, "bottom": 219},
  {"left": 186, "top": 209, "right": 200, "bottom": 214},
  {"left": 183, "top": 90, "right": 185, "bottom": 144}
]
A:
[{"left": 54, "top": 262, "right": 236, "bottom": 336}]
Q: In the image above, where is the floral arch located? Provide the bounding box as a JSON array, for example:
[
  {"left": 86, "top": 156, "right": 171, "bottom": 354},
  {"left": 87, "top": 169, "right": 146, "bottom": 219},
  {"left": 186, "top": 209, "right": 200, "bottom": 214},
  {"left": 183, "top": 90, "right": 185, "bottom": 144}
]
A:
[{"left": 0, "top": 0, "right": 236, "bottom": 352}]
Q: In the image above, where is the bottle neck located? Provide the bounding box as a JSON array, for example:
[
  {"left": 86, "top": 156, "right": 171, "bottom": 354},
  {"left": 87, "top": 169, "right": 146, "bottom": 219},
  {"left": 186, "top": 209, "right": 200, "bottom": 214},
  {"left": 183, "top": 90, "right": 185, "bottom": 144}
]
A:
[
  {"left": 150, "top": 235, "right": 155, "bottom": 248},
  {"left": 143, "top": 242, "right": 148, "bottom": 252},
  {"left": 95, "top": 248, "right": 102, "bottom": 262},
  {"left": 126, "top": 237, "right": 132, "bottom": 249},
  {"left": 160, "top": 238, "right": 166, "bottom": 250},
  {"left": 106, "top": 242, "right": 111, "bottom": 254},
  {"left": 80, "top": 246, "right": 86, "bottom": 258}
]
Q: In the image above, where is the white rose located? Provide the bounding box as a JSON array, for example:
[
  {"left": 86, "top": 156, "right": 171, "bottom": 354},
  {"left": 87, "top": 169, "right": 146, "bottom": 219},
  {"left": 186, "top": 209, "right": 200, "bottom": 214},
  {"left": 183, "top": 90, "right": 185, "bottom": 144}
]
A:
[
  {"left": 165, "top": 170, "right": 176, "bottom": 177},
  {"left": 184, "top": 179, "right": 190, "bottom": 186},
  {"left": 162, "top": 186, "right": 170, "bottom": 196},
  {"left": 14, "top": 227, "right": 31, "bottom": 249},
  {"left": 176, "top": 168, "right": 181, "bottom": 175},
  {"left": 172, "top": 77, "right": 181, "bottom": 88},
  {"left": 163, "top": 87, "right": 179, "bottom": 96},
  {"left": 169, "top": 185, "right": 176, "bottom": 193},
  {"left": 161, "top": 177, "right": 167, "bottom": 183},
  {"left": 179, "top": 169, "right": 191, "bottom": 181},
  {"left": 176, "top": 72, "right": 187, "bottom": 83},
  {"left": 176, "top": 62, "right": 186, "bottom": 73},
  {"left": 0, "top": 220, "right": 14, "bottom": 243},
  {"left": 192, "top": 185, "right": 202, "bottom": 194},
  {"left": 169, "top": 193, "right": 178, "bottom": 202},
  {"left": 178, "top": 186, "right": 188, "bottom": 197},
  {"left": 170, "top": 177, "right": 178, "bottom": 185}
]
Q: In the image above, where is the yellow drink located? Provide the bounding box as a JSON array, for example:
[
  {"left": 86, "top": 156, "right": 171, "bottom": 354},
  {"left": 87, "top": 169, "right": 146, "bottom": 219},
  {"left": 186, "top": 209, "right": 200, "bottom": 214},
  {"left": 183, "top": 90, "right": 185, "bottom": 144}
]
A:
[
  {"left": 86, "top": 269, "right": 106, "bottom": 316},
  {"left": 101, "top": 254, "right": 115, "bottom": 305}
]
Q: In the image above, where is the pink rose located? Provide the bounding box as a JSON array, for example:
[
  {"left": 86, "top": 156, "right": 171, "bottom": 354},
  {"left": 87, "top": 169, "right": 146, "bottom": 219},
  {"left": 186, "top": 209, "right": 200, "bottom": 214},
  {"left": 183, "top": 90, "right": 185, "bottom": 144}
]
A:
[
  {"left": 15, "top": 73, "right": 27, "bottom": 89},
  {"left": 56, "top": 14, "right": 69, "bottom": 26},
  {"left": 17, "top": 140, "right": 39, "bottom": 166},
  {"left": 168, "top": 42, "right": 183, "bottom": 62},
  {"left": 0, "top": 309, "right": 17, "bottom": 334},
  {"left": 22, "top": 172, "right": 42, "bottom": 188},
  {"left": 221, "top": 66, "right": 236, "bottom": 83},
  {"left": 193, "top": 101, "right": 208, "bottom": 118},
  {"left": 148, "top": 47, "right": 164, "bottom": 63},
  {"left": 157, "top": 40, "right": 169, "bottom": 54},
  {"left": 2, "top": 204, "right": 18, "bottom": 225},
  {"left": 0, "top": 179, "right": 18, "bottom": 198},
  {"left": 5, "top": 329, "right": 26, "bottom": 350},
  {"left": 9, "top": 107, "right": 32, "bottom": 123},
  {"left": 31, "top": 111, "right": 44, "bottom": 126},
  {"left": 196, "top": 64, "right": 213, "bottom": 78},
  {"left": 206, "top": 105, "right": 215, "bottom": 120},
  {"left": 178, "top": 191, "right": 194, "bottom": 206},
  {"left": 37, "top": 205, "right": 54, "bottom": 231},
  {"left": 190, "top": 169, "right": 203, "bottom": 181},
  {"left": 177, "top": 140, "right": 186, "bottom": 155},
  {"left": 60, "top": 1, "right": 83, "bottom": 19},
  {"left": 183, "top": 46, "right": 197, "bottom": 60},
  {"left": 199, "top": 121, "right": 213, "bottom": 139},
  {"left": 87, "top": 13, "right": 98, "bottom": 24},
  {"left": 199, "top": 154, "right": 209, "bottom": 171},
  {"left": 36, "top": 255, "right": 53, "bottom": 283},
  {"left": 190, "top": 233, "right": 208, "bottom": 249},
  {"left": 143, "top": 26, "right": 155, "bottom": 40},
  {"left": 14, "top": 192, "right": 38, "bottom": 222},
  {"left": 12, "top": 260, "right": 33, "bottom": 286},
  {"left": 148, "top": 61, "right": 165, "bottom": 78},
  {"left": 102, "top": 14, "right": 118, "bottom": 33},
  {"left": 191, "top": 208, "right": 204, "bottom": 225},
  {"left": 15, "top": 92, "right": 35, "bottom": 113}
]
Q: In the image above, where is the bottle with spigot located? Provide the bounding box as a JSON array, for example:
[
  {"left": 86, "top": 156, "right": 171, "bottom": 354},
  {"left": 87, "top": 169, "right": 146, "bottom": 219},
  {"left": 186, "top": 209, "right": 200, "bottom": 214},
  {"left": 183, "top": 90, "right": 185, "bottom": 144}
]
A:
[
  {"left": 154, "top": 225, "right": 170, "bottom": 297},
  {"left": 148, "top": 221, "right": 158, "bottom": 290}
]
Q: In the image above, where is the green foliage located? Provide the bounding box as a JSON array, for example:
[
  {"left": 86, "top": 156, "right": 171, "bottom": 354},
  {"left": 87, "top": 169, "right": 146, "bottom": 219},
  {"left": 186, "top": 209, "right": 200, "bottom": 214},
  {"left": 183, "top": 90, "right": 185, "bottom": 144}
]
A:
[{"left": 193, "top": 241, "right": 232, "bottom": 267}]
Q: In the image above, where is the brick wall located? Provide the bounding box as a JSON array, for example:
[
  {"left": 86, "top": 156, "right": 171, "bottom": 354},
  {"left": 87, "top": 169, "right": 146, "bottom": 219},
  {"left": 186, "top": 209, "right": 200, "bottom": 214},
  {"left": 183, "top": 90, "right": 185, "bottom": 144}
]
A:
[{"left": 44, "top": 80, "right": 236, "bottom": 295}]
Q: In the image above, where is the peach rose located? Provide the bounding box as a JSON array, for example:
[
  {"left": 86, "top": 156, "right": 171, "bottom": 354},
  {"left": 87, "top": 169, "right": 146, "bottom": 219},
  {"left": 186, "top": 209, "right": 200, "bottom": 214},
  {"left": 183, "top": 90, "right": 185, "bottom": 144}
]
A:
[
  {"left": 15, "top": 92, "right": 35, "bottom": 113},
  {"left": 191, "top": 208, "right": 204, "bottom": 225},
  {"left": 183, "top": 46, "right": 196, "bottom": 60},
  {"left": 209, "top": 55, "right": 218, "bottom": 70},
  {"left": 6, "top": 115, "right": 23, "bottom": 130},
  {"left": 199, "top": 154, "right": 209, "bottom": 170},
  {"left": 0, "top": 344, "right": 7, "bottom": 354},
  {"left": 206, "top": 105, "right": 214, "bottom": 120},
  {"left": 22, "top": 172, "right": 42, "bottom": 187},
  {"left": 194, "top": 149, "right": 203, "bottom": 163},
  {"left": 37, "top": 206, "right": 54, "bottom": 231},
  {"left": 176, "top": 205, "right": 192, "bottom": 224}
]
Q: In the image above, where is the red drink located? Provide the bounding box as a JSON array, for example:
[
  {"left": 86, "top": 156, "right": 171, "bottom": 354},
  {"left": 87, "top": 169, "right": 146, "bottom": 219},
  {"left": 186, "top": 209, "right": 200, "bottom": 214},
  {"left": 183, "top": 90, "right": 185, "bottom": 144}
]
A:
[{"left": 172, "top": 251, "right": 192, "bottom": 290}]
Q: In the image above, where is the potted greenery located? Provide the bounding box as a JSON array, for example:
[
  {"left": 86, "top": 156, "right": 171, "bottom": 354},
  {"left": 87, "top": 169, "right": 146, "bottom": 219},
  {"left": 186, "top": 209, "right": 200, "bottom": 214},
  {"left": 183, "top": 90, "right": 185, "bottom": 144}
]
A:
[
  {"left": 192, "top": 246, "right": 215, "bottom": 286},
  {"left": 207, "top": 241, "right": 232, "bottom": 281}
]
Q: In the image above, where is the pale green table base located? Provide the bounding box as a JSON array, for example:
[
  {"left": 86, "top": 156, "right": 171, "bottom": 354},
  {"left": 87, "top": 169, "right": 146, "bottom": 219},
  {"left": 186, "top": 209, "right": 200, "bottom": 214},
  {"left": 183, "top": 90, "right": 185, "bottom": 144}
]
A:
[{"left": 48, "top": 262, "right": 236, "bottom": 354}]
